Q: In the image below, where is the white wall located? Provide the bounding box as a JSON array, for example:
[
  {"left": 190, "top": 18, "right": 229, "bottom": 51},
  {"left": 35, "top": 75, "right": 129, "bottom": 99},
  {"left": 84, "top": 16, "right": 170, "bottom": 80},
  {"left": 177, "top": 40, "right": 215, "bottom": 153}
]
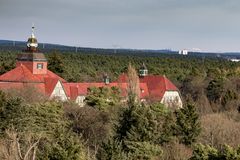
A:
[
  {"left": 50, "top": 81, "right": 68, "bottom": 101},
  {"left": 161, "top": 91, "right": 182, "bottom": 108},
  {"left": 75, "top": 96, "right": 85, "bottom": 107}
]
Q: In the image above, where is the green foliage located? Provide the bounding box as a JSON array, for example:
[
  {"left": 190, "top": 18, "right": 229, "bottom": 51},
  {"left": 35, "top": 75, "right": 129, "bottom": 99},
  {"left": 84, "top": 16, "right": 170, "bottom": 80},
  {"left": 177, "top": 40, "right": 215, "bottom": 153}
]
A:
[
  {"left": 190, "top": 144, "right": 240, "bottom": 160},
  {"left": 221, "top": 89, "right": 238, "bottom": 106},
  {"left": 85, "top": 86, "right": 121, "bottom": 110},
  {"left": 175, "top": 104, "right": 201, "bottom": 145},
  {"left": 101, "top": 104, "right": 168, "bottom": 159},
  {"left": 190, "top": 144, "right": 219, "bottom": 160},
  {"left": 48, "top": 52, "right": 64, "bottom": 75},
  {"left": 41, "top": 129, "right": 87, "bottom": 160},
  {"left": 0, "top": 98, "right": 66, "bottom": 137},
  {"left": 0, "top": 92, "right": 87, "bottom": 159},
  {"left": 125, "top": 141, "right": 162, "bottom": 160},
  {"left": 97, "top": 139, "right": 128, "bottom": 160},
  {"left": 206, "top": 78, "right": 225, "bottom": 103}
]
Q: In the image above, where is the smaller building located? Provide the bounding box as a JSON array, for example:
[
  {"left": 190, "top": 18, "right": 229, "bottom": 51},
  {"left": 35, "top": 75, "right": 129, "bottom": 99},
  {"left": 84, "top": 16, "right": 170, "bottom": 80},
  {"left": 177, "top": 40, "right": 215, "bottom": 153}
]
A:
[
  {"left": 229, "top": 58, "right": 240, "bottom": 62},
  {"left": 179, "top": 49, "right": 188, "bottom": 55},
  {"left": 118, "top": 63, "right": 182, "bottom": 108}
]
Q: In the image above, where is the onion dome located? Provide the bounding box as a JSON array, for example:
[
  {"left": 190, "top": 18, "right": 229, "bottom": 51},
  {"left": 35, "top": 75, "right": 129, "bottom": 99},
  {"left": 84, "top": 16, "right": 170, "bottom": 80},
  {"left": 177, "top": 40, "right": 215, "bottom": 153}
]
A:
[{"left": 26, "top": 25, "right": 38, "bottom": 52}]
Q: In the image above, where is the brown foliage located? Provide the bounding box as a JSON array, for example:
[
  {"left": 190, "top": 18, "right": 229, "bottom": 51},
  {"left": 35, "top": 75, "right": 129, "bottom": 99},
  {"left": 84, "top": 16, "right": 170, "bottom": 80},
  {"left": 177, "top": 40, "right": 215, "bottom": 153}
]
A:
[
  {"left": 198, "top": 113, "right": 240, "bottom": 149},
  {"left": 64, "top": 105, "right": 113, "bottom": 157},
  {"left": 4, "top": 86, "right": 47, "bottom": 104},
  {"left": 161, "top": 139, "right": 192, "bottom": 160}
]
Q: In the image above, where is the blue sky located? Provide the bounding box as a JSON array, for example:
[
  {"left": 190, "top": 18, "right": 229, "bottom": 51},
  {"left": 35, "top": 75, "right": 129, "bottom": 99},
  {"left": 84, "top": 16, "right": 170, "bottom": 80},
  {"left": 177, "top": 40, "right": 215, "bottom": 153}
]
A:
[{"left": 1, "top": 0, "right": 240, "bottom": 52}]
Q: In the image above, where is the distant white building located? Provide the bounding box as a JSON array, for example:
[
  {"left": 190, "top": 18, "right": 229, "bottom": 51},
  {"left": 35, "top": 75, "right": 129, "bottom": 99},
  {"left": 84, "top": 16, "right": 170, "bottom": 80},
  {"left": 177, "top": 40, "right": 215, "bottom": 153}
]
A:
[
  {"left": 229, "top": 59, "right": 240, "bottom": 62},
  {"left": 179, "top": 49, "right": 188, "bottom": 55}
]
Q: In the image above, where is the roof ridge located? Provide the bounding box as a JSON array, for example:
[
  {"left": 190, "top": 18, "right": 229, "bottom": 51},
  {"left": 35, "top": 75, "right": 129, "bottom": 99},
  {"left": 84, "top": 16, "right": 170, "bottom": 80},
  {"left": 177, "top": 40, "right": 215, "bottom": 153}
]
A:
[
  {"left": 20, "top": 65, "right": 27, "bottom": 82},
  {"left": 161, "top": 76, "right": 166, "bottom": 91}
]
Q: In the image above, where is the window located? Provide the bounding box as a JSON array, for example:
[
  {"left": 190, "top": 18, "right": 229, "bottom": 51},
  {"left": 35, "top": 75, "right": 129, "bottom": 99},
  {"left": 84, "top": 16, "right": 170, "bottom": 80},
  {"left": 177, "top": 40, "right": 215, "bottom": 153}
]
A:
[{"left": 37, "top": 63, "right": 43, "bottom": 69}]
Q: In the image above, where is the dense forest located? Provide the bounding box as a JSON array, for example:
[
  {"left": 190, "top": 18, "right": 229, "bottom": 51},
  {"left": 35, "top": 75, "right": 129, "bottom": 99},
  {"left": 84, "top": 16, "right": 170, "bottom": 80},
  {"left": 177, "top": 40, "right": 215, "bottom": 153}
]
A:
[{"left": 1, "top": 49, "right": 240, "bottom": 159}]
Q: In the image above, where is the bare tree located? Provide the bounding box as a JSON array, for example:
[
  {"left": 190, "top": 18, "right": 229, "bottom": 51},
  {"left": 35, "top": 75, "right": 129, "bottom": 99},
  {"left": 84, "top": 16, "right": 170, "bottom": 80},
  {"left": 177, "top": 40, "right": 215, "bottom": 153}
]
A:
[
  {"left": 0, "top": 129, "right": 41, "bottom": 160},
  {"left": 198, "top": 113, "right": 240, "bottom": 149},
  {"left": 127, "top": 63, "right": 140, "bottom": 105}
]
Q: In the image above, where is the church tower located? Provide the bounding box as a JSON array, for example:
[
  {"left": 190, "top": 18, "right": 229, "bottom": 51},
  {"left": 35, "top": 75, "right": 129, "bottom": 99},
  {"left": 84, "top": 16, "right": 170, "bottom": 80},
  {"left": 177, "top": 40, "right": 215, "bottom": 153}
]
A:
[{"left": 16, "top": 25, "right": 48, "bottom": 74}]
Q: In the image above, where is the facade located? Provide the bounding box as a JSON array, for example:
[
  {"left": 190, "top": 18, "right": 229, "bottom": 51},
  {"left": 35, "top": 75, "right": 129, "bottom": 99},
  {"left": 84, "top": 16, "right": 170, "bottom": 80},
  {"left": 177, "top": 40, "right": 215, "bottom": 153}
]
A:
[{"left": 0, "top": 28, "right": 182, "bottom": 108}]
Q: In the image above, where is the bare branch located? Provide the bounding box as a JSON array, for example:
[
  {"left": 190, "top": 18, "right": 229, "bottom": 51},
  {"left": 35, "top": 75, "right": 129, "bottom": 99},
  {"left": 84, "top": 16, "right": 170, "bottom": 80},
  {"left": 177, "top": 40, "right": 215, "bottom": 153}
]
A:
[{"left": 23, "top": 138, "right": 40, "bottom": 160}]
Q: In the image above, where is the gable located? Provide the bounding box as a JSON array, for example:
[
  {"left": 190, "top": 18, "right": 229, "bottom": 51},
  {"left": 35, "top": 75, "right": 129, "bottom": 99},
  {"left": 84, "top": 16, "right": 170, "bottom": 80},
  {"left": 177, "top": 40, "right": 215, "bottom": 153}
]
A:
[
  {"left": 161, "top": 91, "right": 182, "bottom": 108},
  {"left": 50, "top": 81, "right": 68, "bottom": 101}
]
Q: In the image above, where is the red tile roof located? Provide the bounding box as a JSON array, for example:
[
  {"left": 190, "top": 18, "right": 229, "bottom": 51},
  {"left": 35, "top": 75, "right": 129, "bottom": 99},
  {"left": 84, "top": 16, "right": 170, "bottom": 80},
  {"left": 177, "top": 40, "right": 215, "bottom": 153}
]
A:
[
  {"left": 118, "top": 73, "right": 179, "bottom": 101},
  {"left": 0, "top": 64, "right": 66, "bottom": 97},
  {"left": 0, "top": 65, "right": 66, "bottom": 83},
  {"left": 63, "top": 82, "right": 149, "bottom": 100}
]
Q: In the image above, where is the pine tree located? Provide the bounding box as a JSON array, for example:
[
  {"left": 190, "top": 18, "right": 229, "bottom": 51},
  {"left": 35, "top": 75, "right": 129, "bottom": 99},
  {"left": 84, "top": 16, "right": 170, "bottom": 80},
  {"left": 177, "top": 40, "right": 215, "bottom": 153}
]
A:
[
  {"left": 47, "top": 51, "right": 64, "bottom": 75},
  {"left": 114, "top": 104, "right": 162, "bottom": 159},
  {"left": 175, "top": 104, "right": 201, "bottom": 145}
]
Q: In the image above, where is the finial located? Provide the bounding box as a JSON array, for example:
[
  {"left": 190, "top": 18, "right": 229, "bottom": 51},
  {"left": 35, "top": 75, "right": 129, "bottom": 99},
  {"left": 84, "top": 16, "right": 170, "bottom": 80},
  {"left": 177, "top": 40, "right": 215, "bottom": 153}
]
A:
[{"left": 31, "top": 23, "right": 35, "bottom": 38}]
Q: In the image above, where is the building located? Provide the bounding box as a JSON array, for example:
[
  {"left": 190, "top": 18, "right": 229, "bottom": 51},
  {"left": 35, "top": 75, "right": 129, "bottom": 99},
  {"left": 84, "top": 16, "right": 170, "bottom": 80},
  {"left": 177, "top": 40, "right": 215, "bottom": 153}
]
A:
[
  {"left": 0, "top": 28, "right": 182, "bottom": 108},
  {"left": 179, "top": 49, "right": 188, "bottom": 55},
  {"left": 118, "top": 64, "right": 182, "bottom": 108}
]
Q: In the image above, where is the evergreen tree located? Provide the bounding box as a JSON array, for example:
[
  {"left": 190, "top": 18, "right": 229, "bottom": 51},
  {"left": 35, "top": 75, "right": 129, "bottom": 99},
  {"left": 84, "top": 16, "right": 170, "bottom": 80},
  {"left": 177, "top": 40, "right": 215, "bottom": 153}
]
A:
[
  {"left": 206, "top": 78, "right": 225, "bottom": 103},
  {"left": 0, "top": 93, "right": 87, "bottom": 159},
  {"left": 190, "top": 144, "right": 240, "bottom": 160},
  {"left": 175, "top": 104, "right": 201, "bottom": 145},
  {"left": 113, "top": 104, "right": 163, "bottom": 159},
  {"left": 47, "top": 52, "right": 64, "bottom": 75},
  {"left": 85, "top": 86, "right": 121, "bottom": 111}
]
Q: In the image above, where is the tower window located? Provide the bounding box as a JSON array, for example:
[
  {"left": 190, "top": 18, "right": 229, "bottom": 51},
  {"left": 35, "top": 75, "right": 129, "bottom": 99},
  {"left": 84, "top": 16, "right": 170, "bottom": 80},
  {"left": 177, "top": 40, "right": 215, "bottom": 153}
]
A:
[{"left": 37, "top": 63, "right": 43, "bottom": 69}]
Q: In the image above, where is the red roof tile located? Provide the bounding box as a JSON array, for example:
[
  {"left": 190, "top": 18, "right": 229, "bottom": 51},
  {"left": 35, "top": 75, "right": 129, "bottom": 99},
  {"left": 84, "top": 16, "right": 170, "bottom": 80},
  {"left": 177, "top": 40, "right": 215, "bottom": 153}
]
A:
[{"left": 0, "top": 65, "right": 66, "bottom": 83}]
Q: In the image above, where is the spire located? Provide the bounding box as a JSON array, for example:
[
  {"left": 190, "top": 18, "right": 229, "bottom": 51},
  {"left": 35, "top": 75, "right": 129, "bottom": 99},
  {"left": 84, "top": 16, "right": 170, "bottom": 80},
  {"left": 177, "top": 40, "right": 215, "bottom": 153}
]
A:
[
  {"left": 31, "top": 23, "right": 35, "bottom": 38},
  {"left": 27, "top": 24, "right": 38, "bottom": 52}
]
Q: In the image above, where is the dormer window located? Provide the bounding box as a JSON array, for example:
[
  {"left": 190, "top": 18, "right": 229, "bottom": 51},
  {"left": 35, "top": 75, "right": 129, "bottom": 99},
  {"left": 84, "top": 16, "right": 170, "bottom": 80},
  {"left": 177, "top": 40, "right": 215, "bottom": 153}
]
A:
[{"left": 37, "top": 63, "right": 43, "bottom": 69}]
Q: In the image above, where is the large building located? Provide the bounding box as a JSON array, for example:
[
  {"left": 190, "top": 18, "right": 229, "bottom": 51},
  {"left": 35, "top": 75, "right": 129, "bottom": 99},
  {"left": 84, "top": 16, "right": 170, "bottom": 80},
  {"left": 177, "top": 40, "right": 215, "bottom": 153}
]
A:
[{"left": 0, "top": 28, "right": 182, "bottom": 108}]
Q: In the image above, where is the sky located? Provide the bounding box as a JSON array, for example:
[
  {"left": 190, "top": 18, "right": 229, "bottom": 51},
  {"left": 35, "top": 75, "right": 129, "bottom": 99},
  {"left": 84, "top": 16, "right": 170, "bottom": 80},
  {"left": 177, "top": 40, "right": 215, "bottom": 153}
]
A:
[{"left": 1, "top": 0, "right": 240, "bottom": 52}]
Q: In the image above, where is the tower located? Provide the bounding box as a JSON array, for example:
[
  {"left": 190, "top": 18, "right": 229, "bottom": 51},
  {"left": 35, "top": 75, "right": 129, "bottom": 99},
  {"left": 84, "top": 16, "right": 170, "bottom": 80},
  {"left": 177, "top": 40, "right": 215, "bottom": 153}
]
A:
[
  {"left": 139, "top": 63, "right": 148, "bottom": 77},
  {"left": 16, "top": 25, "right": 48, "bottom": 74}
]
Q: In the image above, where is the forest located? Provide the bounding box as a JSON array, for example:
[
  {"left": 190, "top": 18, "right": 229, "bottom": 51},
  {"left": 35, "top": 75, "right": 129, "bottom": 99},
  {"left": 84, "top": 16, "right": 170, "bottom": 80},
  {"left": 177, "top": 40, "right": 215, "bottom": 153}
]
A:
[{"left": 0, "top": 49, "right": 240, "bottom": 159}]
